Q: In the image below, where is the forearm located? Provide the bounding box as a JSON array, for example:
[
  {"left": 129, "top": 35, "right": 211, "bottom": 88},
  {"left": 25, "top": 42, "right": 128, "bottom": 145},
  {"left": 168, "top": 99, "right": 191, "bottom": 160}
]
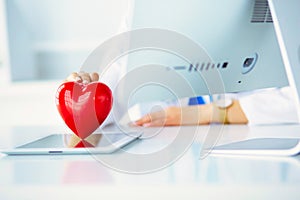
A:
[
  {"left": 134, "top": 100, "right": 248, "bottom": 127},
  {"left": 208, "top": 100, "right": 248, "bottom": 124},
  {"left": 194, "top": 100, "right": 248, "bottom": 125},
  {"left": 226, "top": 100, "right": 248, "bottom": 124}
]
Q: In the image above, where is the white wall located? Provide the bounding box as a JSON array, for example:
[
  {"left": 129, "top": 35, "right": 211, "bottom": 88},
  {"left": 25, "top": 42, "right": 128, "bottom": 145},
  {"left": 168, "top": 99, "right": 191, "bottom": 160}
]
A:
[
  {"left": 0, "top": 0, "right": 131, "bottom": 128},
  {"left": 0, "top": 81, "right": 64, "bottom": 127},
  {"left": 0, "top": 0, "right": 10, "bottom": 83},
  {"left": 5, "top": 0, "right": 129, "bottom": 81}
]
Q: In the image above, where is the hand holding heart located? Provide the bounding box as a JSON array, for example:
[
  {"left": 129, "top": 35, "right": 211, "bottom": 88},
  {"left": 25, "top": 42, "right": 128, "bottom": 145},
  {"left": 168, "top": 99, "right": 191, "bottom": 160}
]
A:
[{"left": 56, "top": 72, "right": 113, "bottom": 139}]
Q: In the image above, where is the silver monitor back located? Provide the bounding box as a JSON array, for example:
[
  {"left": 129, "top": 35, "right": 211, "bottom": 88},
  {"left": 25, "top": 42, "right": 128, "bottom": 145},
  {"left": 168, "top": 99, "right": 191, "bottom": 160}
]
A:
[
  {"left": 210, "top": 0, "right": 300, "bottom": 157},
  {"left": 269, "top": 0, "right": 300, "bottom": 122},
  {"left": 126, "top": 0, "right": 289, "bottom": 104}
]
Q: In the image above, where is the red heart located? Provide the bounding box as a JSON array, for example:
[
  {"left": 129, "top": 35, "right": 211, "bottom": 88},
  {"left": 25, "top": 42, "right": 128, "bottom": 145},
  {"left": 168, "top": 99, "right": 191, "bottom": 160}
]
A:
[{"left": 56, "top": 82, "right": 113, "bottom": 139}]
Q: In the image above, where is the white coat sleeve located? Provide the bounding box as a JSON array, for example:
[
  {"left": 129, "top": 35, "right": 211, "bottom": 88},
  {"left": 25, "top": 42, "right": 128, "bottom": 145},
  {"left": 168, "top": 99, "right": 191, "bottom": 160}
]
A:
[
  {"left": 100, "top": 0, "right": 135, "bottom": 127},
  {"left": 238, "top": 87, "right": 299, "bottom": 125}
]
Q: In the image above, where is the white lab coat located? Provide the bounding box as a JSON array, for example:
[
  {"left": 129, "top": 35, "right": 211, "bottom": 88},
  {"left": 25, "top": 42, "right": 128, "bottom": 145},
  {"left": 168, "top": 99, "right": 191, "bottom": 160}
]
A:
[
  {"left": 99, "top": 0, "right": 134, "bottom": 127},
  {"left": 238, "top": 87, "right": 299, "bottom": 125}
]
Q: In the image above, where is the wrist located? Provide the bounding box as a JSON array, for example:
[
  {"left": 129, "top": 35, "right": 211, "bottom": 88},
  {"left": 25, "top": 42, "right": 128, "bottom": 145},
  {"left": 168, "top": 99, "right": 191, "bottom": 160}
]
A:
[
  {"left": 196, "top": 104, "right": 214, "bottom": 125},
  {"left": 212, "top": 98, "right": 234, "bottom": 124}
]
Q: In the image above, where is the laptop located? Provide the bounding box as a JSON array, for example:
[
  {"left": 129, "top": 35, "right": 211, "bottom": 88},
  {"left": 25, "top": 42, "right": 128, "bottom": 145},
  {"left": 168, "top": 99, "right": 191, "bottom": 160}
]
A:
[{"left": 210, "top": 0, "right": 300, "bottom": 156}]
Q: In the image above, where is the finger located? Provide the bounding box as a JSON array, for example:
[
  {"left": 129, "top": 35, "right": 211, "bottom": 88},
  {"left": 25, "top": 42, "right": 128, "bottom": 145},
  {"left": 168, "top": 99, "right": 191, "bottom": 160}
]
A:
[
  {"left": 65, "top": 72, "right": 82, "bottom": 82},
  {"left": 134, "top": 114, "right": 152, "bottom": 126},
  {"left": 90, "top": 72, "right": 99, "bottom": 82},
  {"left": 78, "top": 72, "right": 92, "bottom": 84},
  {"left": 135, "top": 110, "right": 166, "bottom": 126},
  {"left": 143, "top": 119, "right": 167, "bottom": 127}
]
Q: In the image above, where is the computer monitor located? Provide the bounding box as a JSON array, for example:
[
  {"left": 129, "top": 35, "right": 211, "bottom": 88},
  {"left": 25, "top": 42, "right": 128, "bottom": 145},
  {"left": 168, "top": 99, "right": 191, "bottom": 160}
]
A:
[
  {"left": 124, "top": 0, "right": 289, "bottom": 105},
  {"left": 80, "top": 0, "right": 300, "bottom": 156},
  {"left": 210, "top": 0, "right": 300, "bottom": 156}
]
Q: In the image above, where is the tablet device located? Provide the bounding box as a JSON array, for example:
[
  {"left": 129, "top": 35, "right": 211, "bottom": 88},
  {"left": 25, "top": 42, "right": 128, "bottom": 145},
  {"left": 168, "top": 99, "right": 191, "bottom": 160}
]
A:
[{"left": 1, "top": 132, "right": 142, "bottom": 155}]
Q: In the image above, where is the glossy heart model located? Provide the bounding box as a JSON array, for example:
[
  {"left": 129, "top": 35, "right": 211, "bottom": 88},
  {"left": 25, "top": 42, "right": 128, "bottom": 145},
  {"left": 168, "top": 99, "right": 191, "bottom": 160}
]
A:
[{"left": 56, "top": 82, "right": 113, "bottom": 139}]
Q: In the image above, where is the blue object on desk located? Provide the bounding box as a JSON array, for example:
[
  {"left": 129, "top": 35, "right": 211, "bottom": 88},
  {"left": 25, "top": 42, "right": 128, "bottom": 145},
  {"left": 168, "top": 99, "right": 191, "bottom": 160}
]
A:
[{"left": 188, "top": 96, "right": 205, "bottom": 105}]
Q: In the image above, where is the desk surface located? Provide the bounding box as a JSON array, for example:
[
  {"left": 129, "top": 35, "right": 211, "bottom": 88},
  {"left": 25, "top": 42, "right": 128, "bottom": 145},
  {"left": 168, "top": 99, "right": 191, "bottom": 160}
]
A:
[{"left": 1, "top": 124, "right": 300, "bottom": 200}]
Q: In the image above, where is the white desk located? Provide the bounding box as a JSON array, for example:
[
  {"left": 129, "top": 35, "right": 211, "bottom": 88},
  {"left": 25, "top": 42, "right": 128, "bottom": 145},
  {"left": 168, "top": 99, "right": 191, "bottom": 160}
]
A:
[{"left": 1, "top": 124, "right": 300, "bottom": 200}]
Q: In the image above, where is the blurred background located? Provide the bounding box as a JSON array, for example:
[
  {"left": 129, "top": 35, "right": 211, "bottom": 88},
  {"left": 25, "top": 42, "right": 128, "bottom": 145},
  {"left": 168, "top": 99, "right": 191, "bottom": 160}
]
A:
[
  {"left": 0, "top": 0, "right": 130, "bottom": 127},
  {"left": 0, "top": 0, "right": 129, "bottom": 82}
]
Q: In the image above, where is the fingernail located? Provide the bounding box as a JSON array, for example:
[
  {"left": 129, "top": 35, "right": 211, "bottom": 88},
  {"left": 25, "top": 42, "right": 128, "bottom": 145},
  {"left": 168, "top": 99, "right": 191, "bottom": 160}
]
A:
[
  {"left": 82, "top": 80, "right": 89, "bottom": 84},
  {"left": 143, "top": 123, "right": 151, "bottom": 127},
  {"left": 75, "top": 77, "right": 82, "bottom": 82},
  {"left": 127, "top": 122, "right": 135, "bottom": 127}
]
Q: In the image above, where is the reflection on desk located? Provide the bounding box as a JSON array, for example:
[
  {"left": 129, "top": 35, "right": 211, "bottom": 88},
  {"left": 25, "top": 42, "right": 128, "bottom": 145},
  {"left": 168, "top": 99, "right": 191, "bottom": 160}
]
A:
[
  {"left": 1, "top": 143, "right": 300, "bottom": 185},
  {"left": 1, "top": 125, "right": 300, "bottom": 200}
]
